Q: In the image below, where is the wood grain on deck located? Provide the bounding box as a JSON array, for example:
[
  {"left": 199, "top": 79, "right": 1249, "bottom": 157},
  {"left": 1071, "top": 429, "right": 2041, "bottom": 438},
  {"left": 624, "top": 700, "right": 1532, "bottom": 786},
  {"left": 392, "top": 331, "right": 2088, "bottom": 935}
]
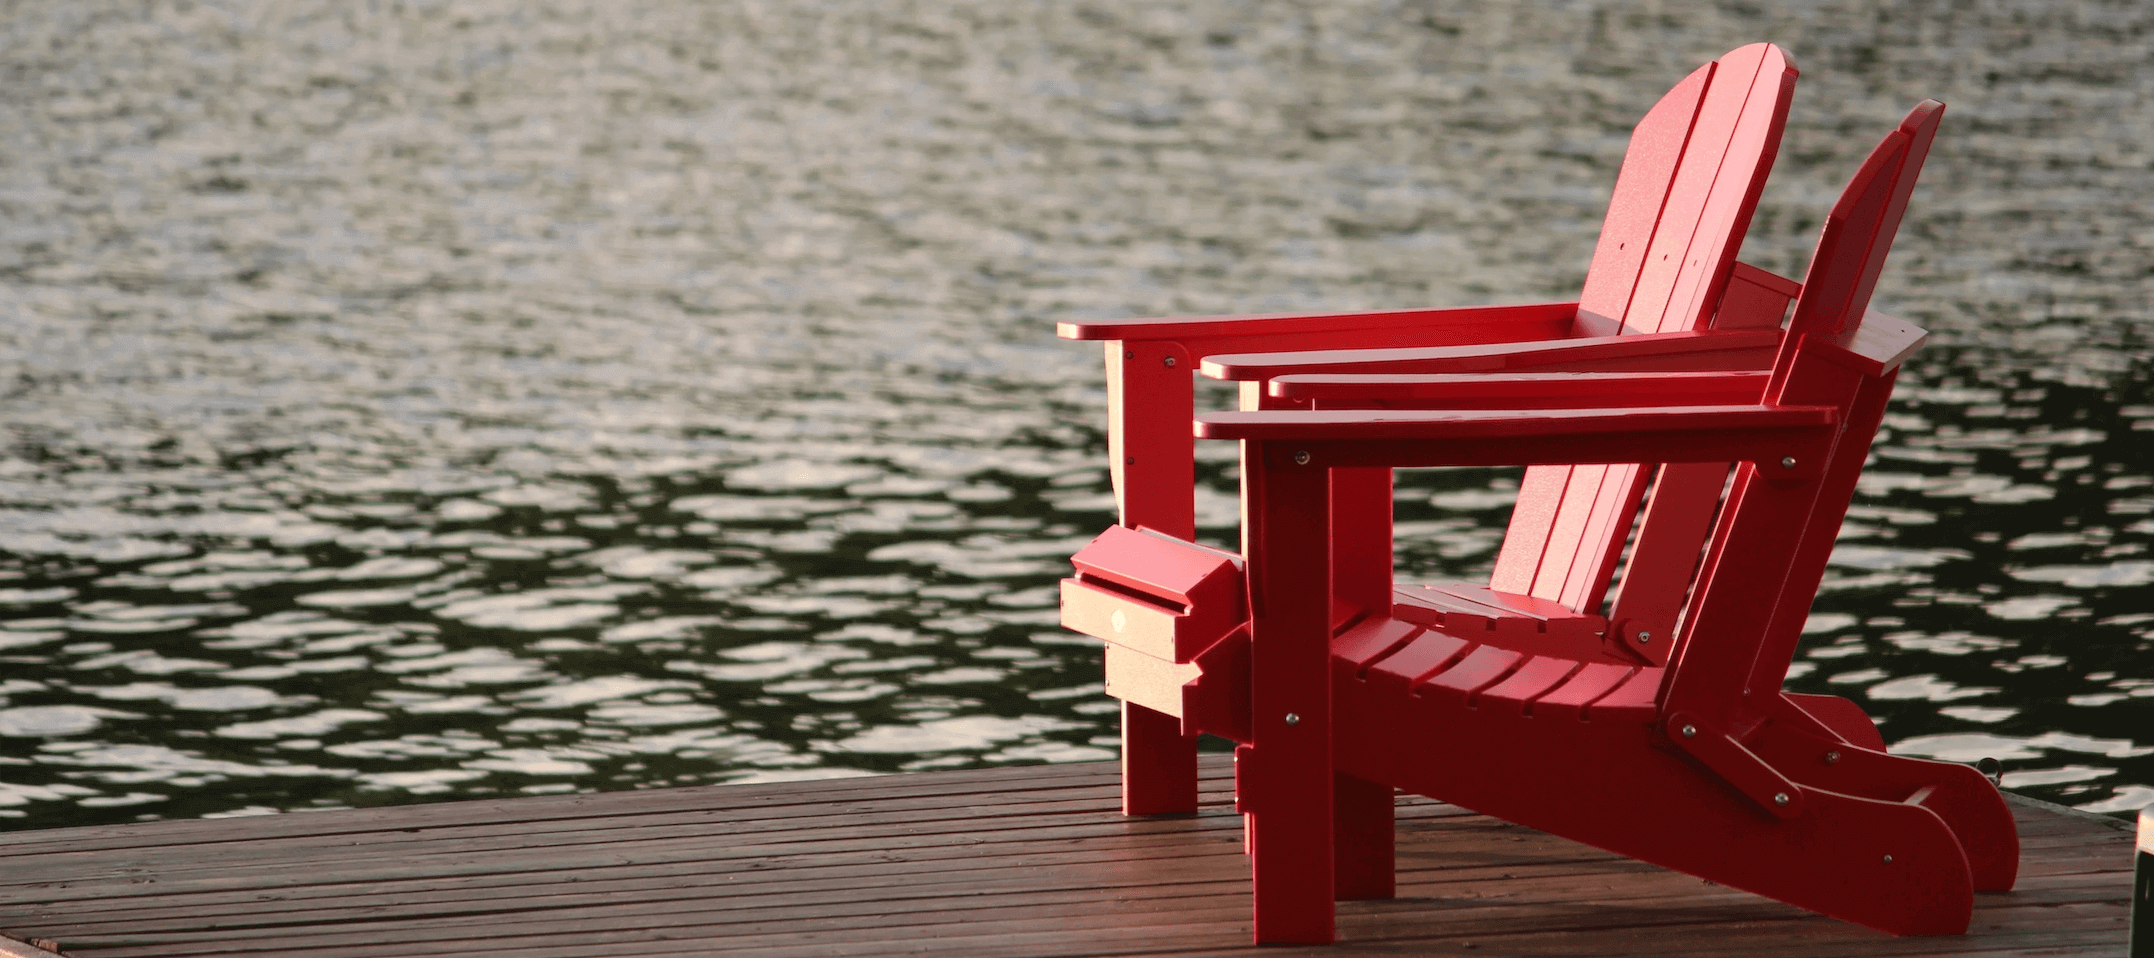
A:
[{"left": 0, "top": 758, "right": 2134, "bottom": 957}]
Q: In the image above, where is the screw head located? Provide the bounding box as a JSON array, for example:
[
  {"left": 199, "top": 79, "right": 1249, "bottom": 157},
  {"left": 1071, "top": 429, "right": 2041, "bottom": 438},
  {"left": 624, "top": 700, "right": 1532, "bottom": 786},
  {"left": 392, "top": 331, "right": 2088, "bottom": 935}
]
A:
[
  {"left": 1772, "top": 792, "right": 1790, "bottom": 806},
  {"left": 1125, "top": 350, "right": 1135, "bottom": 359},
  {"left": 1680, "top": 724, "right": 1697, "bottom": 739},
  {"left": 1163, "top": 356, "right": 1177, "bottom": 368},
  {"left": 1780, "top": 456, "right": 1798, "bottom": 469},
  {"left": 1293, "top": 450, "right": 1311, "bottom": 465},
  {"left": 1823, "top": 750, "right": 1841, "bottom": 765},
  {"left": 1284, "top": 713, "right": 1300, "bottom": 726},
  {"left": 1882, "top": 854, "right": 1894, "bottom": 864},
  {"left": 1636, "top": 630, "right": 1651, "bottom": 643}
]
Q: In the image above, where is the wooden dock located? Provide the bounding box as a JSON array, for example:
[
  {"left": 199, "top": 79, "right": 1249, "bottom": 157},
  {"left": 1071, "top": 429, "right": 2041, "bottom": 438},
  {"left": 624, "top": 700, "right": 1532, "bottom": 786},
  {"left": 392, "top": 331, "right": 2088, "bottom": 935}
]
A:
[{"left": 0, "top": 757, "right": 2134, "bottom": 957}]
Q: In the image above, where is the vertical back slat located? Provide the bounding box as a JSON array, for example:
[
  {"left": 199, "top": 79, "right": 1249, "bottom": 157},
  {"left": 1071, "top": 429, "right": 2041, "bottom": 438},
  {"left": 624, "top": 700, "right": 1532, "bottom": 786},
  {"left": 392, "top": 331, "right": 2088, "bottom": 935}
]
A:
[
  {"left": 1487, "top": 467, "right": 1569, "bottom": 595},
  {"left": 1553, "top": 463, "right": 1653, "bottom": 613},
  {"left": 1621, "top": 43, "right": 1770, "bottom": 335},
  {"left": 1526, "top": 464, "right": 1612, "bottom": 601},
  {"left": 1571, "top": 66, "right": 1711, "bottom": 339},
  {"left": 1662, "top": 48, "right": 1799, "bottom": 333}
]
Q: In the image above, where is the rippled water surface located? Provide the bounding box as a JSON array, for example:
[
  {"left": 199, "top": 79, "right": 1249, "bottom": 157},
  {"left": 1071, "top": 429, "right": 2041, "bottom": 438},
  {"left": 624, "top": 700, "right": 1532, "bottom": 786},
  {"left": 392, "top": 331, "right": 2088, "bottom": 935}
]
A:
[{"left": 0, "top": 0, "right": 2150, "bottom": 828}]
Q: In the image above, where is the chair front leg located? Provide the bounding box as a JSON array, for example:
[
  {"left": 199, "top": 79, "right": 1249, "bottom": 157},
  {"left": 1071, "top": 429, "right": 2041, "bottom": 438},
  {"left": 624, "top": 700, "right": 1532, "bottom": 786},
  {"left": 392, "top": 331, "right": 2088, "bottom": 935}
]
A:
[
  {"left": 1107, "top": 340, "right": 1202, "bottom": 814},
  {"left": 1243, "top": 439, "right": 1337, "bottom": 943}
]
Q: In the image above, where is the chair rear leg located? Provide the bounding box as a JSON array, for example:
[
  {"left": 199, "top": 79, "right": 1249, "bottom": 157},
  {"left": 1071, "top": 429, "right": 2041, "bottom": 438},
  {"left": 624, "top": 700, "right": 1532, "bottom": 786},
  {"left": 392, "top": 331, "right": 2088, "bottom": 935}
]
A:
[
  {"left": 1121, "top": 702, "right": 1199, "bottom": 815},
  {"left": 1334, "top": 771, "right": 1395, "bottom": 899}
]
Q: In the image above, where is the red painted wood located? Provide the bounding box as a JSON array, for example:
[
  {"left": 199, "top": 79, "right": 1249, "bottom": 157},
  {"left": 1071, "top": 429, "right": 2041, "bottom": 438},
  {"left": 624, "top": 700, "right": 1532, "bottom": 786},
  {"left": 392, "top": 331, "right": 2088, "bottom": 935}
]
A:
[
  {"left": 1572, "top": 56, "right": 1711, "bottom": 337},
  {"left": 1061, "top": 46, "right": 1796, "bottom": 830},
  {"left": 1197, "top": 403, "right": 1838, "bottom": 444},
  {"left": 1362, "top": 631, "right": 1470, "bottom": 696},
  {"left": 1328, "top": 467, "right": 1394, "bottom": 623},
  {"left": 1620, "top": 44, "right": 1767, "bottom": 336},
  {"left": 1544, "top": 463, "right": 1647, "bottom": 613},
  {"left": 1056, "top": 301, "right": 1573, "bottom": 344},
  {"left": 1330, "top": 667, "right": 1978, "bottom": 937},
  {"left": 1242, "top": 442, "right": 1336, "bottom": 943},
  {"left": 1781, "top": 690, "right": 1884, "bottom": 751},
  {"left": 1183, "top": 627, "right": 1251, "bottom": 744},
  {"left": 1417, "top": 645, "right": 1523, "bottom": 701},
  {"left": 1107, "top": 342, "right": 1197, "bottom": 542},
  {"left": 1653, "top": 44, "right": 1799, "bottom": 336},
  {"left": 1531, "top": 662, "right": 1638, "bottom": 719},
  {"left": 1604, "top": 460, "right": 1733, "bottom": 663},
  {"left": 1477, "top": 656, "right": 1583, "bottom": 710},
  {"left": 1203, "top": 327, "right": 1782, "bottom": 381},
  {"left": 1331, "top": 773, "right": 1394, "bottom": 901},
  {"left": 1715, "top": 261, "right": 1803, "bottom": 329},
  {"left": 1282, "top": 369, "right": 1771, "bottom": 407},
  {"left": 1329, "top": 617, "right": 1424, "bottom": 672},
  {"left": 1488, "top": 466, "right": 1567, "bottom": 596},
  {"left": 1104, "top": 341, "right": 1205, "bottom": 816},
  {"left": 1203, "top": 44, "right": 1796, "bottom": 659},
  {"left": 1748, "top": 706, "right": 2019, "bottom": 891},
  {"left": 1198, "top": 100, "right": 2011, "bottom": 943}
]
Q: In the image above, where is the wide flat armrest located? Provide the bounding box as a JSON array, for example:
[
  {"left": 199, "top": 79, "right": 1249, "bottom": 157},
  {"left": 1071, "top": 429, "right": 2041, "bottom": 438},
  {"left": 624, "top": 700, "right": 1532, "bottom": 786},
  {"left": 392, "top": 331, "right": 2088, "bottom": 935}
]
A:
[
  {"left": 1202, "top": 328, "right": 1782, "bottom": 381},
  {"left": 1195, "top": 404, "right": 1839, "bottom": 473},
  {"left": 1056, "top": 302, "right": 1576, "bottom": 353},
  {"left": 1273, "top": 370, "right": 1771, "bottom": 408}
]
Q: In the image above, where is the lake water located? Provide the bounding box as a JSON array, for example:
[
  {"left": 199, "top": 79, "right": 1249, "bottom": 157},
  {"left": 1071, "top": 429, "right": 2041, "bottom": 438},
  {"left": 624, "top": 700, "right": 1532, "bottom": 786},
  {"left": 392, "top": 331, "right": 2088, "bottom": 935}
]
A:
[{"left": 0, "top": 0, "right": 2148, "bottom": 829}]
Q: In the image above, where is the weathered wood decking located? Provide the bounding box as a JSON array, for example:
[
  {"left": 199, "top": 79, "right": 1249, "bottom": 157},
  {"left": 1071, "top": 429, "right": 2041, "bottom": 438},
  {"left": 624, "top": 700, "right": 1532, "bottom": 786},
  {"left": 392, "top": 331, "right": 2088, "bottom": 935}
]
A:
[{"left": 0, "top": 757, "right": 2134, "bottom": 957}]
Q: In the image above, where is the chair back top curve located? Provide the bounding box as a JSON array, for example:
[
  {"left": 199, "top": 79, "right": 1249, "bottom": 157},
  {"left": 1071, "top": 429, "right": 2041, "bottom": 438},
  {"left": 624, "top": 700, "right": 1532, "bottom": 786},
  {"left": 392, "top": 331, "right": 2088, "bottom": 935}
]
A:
[
  {"left": 1774, "top": 99, "right": 1944, "bottom": 383},
  {"left": 1664, "top": 100, "right": 1943, "bottom": 719},
  {"left": 1490, "top": 43, "right": 1796, "bottom": 617},
  {"left": 1574, "top": 43, "right": 1798, "bottom": 339}
]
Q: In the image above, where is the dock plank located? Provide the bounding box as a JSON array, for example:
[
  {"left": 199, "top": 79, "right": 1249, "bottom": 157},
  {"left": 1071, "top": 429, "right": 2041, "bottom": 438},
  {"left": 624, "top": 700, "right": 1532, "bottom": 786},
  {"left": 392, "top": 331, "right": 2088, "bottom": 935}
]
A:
[{"left": 0, "top": 759, "right": 2135, "bottom": 957}]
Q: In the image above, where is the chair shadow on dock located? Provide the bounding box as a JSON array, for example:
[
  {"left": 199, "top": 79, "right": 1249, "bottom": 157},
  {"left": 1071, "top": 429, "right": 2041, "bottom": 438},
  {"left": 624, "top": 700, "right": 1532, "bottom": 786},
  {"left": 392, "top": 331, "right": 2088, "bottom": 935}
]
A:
[{"left": 0, "top": 757, "right": 2134, "bottom": 957}]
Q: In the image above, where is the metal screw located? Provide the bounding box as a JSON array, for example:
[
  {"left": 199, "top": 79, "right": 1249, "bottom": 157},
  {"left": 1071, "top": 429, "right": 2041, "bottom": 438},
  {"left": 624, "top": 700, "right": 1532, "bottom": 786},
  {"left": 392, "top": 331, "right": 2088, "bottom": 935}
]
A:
[
  {"left": 1293, "top": 450, "right": 1311, "bottom": 465},
  {"left": 1882, "top": 854, "right": 1894, "bottom": 864},
  {"left": 1125, "top": 350, "right": 1135, "bottom": 359},
  {"left": 1125, "top": 456, "right": 1135, "bottom": 465},
  {"left": 1680, "top": 724, "right": 1697, "bottom": 739},
  {"left": 1780, "top": 456, "right": 1798, "bottom": 469},
  {"left": 1163, "top": 356, "right": 1177, "bottom": 368},
  {"left": 1823, "top": 750, "right": 1841, "bottom": 765},
  {"left": 1636, "top": 630, "right": 1651, "bottom": 644},
  {"left": 1773, "top": 792, "right": 1790, "bottom": 807},
  {"left": 1284, "top": 713, "right": 1300, "bottom": 726}
]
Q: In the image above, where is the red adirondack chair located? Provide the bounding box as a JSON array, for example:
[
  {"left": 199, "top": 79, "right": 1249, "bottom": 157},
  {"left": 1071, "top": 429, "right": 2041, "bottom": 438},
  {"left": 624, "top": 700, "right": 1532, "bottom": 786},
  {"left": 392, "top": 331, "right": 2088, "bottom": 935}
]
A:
[
  {"left": 1192, "top": 100, "right": 2018, "bottom": 943},
  {"left": 1059, "top": 43, "right": 1799, "bottom": 816}
]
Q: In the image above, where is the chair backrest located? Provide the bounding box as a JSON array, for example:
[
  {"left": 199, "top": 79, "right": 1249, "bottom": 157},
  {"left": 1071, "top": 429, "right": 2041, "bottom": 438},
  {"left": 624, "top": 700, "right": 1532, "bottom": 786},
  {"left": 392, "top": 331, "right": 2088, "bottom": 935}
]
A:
[
  {"left": 1662, "top": 100, "right": 1944, "bottom": 724},
  {"left": 1489, "top": 44, "right": 1797, "bottom": 617}
]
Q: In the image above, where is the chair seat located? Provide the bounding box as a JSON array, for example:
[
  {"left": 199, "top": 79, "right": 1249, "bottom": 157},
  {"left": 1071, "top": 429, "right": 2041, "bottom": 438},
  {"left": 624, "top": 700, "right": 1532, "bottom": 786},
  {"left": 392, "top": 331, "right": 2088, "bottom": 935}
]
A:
[
  {"left": 1331, "top": 615, "right": 1661, "bottom": 721},
  {"left": 1391, "top": 583, "right": 1640, "bottom": 665}
]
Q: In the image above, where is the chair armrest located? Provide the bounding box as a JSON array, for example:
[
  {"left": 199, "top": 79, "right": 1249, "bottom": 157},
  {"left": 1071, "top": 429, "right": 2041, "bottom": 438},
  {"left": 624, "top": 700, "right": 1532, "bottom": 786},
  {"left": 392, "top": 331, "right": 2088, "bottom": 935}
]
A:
[
  {"left": 1195, "top": 404, "right": 1839, "bottom": 474},
  {"left": 1273, "top": 370, "right": 1772, "bottom": 408},
  {"left": 1057, "top": 302, "right": 1577, "bottom": 355},
  {"left": 1202, "top": 328, "right": 1783, "bottom": 382}
]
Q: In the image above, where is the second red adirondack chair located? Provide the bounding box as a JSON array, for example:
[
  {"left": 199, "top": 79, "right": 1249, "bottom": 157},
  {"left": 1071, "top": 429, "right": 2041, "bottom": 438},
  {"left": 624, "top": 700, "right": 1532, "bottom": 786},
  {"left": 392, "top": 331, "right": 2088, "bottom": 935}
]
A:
[{"left": 1194, "top": 100, "right": 2018, "bottom": 943}]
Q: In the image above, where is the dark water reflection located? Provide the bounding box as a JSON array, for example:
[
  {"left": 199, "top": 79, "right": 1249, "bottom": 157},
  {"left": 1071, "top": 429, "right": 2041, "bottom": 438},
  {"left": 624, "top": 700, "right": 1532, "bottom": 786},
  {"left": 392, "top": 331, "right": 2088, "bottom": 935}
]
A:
[{"left": 0, "top": 0, "right": 2147, "bottom": 828}]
